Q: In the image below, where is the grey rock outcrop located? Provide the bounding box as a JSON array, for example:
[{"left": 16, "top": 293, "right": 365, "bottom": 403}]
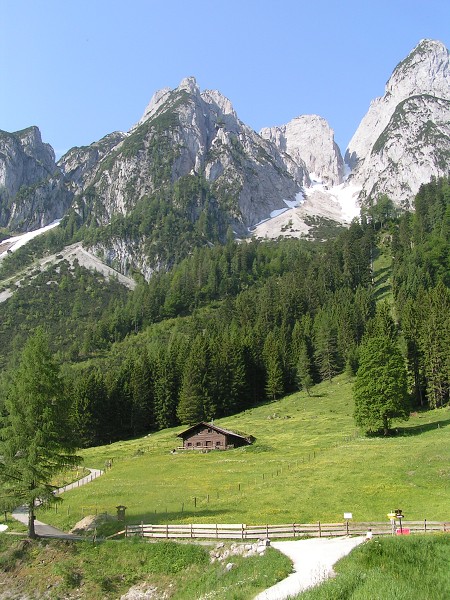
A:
[
  {"left": 58, "top": 131, "right": 126, "bottom": 192},
  {"left": 345, "top": 39, "right": 450, "bottom": 206},
  {"left": 261, "top": 115, "right": 344, "bottom": 187},
  {"left": 0, "top": 126, "right": 71, "bottom": 231},
  {"left": 75, "top": 76, "right": 306, "bottom": 234}
]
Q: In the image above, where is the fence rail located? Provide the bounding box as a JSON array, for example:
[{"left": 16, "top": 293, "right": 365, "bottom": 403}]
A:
[{"left": 122, "top": 520, "right": 449, "bottom": 540}]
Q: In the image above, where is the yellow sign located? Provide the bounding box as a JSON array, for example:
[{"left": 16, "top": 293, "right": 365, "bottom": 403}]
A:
[{"left": 387, "top": 512, "right": 396, "bottom": 519}]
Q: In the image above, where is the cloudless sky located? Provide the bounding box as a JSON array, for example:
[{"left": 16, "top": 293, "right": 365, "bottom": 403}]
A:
[{"left": 1, "top": 0, "right": 449, "bottom": 158}]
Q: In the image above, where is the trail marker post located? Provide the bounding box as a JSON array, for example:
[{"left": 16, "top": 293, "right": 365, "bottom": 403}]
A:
[{"left": 344, "top": 512, "right": 352, "bottom": 535}]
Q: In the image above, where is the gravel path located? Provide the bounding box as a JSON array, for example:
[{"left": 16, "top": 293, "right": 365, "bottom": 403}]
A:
[
  {"left": 254, "top": 536, "right": 365, "bottom": 600},
  {"left": 11, "top": 468, "right": 104, "bottom": 538}
]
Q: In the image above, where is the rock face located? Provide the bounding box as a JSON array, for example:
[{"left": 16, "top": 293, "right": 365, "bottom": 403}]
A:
[
  {"left": 345, "top": 39, "right": 450, "bottom": 206},
  {"left": 58, "top": 131, "right": 126, "bottom": 193},
  {"left": 67, "top": 76, "right": 306, "bottom": 234},
  {"left": 0, "top": 126, "right": 71, "bottom": 230},
  {"left": 261, "top": 115, "right": 344, "bottom": 187}
]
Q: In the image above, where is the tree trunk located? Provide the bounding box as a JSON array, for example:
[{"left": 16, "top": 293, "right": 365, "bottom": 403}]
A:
[{"left": 28, "top": 503, "right": 37, "bottom": 539}]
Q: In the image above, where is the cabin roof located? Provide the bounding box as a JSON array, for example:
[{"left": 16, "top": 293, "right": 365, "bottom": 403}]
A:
[{"left": 177, "top": 421, "right": 250, "bottom": 441}]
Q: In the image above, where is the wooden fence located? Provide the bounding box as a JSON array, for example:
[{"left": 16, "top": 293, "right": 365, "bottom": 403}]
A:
[{"left": 122, "top": 520, "right": 449, "bottom": 540}]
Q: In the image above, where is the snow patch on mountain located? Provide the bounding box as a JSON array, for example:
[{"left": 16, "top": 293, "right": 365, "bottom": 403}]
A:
[
  {"left": 304, "top": 175, "right": 361, "bottom": 222},
  {"left": 0, "top": 220, "right": 61, "bottom": 258}
]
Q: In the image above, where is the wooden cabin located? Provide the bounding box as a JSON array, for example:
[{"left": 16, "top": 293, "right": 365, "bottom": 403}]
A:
[{"left": 177, "top": 422, "right": 252, "bottom": 451}]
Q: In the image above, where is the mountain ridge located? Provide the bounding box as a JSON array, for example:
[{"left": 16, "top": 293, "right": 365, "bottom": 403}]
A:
[{"left": 0, "top": 38, "right": 449, "bottom": 275}]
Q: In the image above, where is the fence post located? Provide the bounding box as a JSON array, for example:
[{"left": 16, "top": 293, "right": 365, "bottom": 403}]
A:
[
  {"left": 166, "top": 524, "right": 169, "bottom": 539},
  {"left": 318, "top": 521, "right": 322, "bottom": 538},
  {"left": 125, "top": 524, "right": 128, "bottom": 538},
  {"left": 424, "top": 519, "right": 427, "bottom": 532},
  {"left": 242, "top": 524, "right": 244, "bottom": 540},
  {"left": 141, "top": 521, "right": 144, "bottom": 537},
  {"left": 346, "top": 520, "right": 349, "bottom": 535},
  {"left": 190, "top": 523, "right": 193, "bottom": 538}
]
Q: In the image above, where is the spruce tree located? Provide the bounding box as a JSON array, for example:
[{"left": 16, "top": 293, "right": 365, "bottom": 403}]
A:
[
  {"left": 0, "top": 329, "right": 79, "bottom": 538},
  {"left": 176, "top": 335, "right": 211, "bottom": 424},
  {"left": 296, "top": 342, "right": 313, "bottom": 395},
  {"left": 263, "top": 331, "right": 284, "bottom": 401}
]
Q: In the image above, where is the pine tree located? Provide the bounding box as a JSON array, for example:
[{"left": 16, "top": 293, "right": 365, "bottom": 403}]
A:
[
  {"left": 296, "top": 342, "right": 313, "bottom": 395},
  {"left": 419, "top": 283, "right": 450, "bottom": 408},
  {"left": 314, "top": 309, "right": 339, "bottom": 382},
  {"left": 354, "top": 335, "right": 409, "bottom": 435},
  {"left": 0, "top": 329, "right": 79, "bottom": 538},
  {"left": 176, "top": 335, "right": 211, "bottom": 424},
  {"left": 263, "top": 331, "right": 284, "bottom": 401}
]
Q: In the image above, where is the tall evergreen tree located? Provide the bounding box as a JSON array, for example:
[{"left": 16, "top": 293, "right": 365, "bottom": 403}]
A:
[
  {"left": 263, "top": 330, "right": 284, "bottom": 401},
  {"left": 296, "top": 341, "right": 313, "bottom": 395},
  {"left": 177, "top": 334, "right": 211, "bottom": 424},
  {"left": 419, "top": 283, "right": 450, "bottom": 408},
  {"left": 314, "top": 309, "right": 339, "bottom": 382},
  {"left": 0, "top": 329, "right": 79, "bottom": 538}
]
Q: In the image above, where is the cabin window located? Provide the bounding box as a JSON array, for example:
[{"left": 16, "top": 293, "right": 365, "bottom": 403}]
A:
[
  {"left": 196, "top": 442, "right": 201, "bottom": 446},
  {"left": 206, "top": 441, "right": 212, "bottom": 447},
  {"left": 187, "top": 442, "right": 192, "bottom": 447},
  {"left": 215, "top": 440, "right": 221, "bottom": 446},
  {"left": 207, "top": 428, "right": 212, "bottom": 433}
]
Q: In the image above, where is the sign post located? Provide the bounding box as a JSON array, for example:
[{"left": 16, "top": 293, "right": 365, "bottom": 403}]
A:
[{"left": 344, "top": 512, "right": 352, "bottom": 535}]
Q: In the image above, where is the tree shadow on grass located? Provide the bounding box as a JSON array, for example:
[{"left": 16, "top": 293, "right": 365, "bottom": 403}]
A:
[
  {"left": 129, "top": 508, "right": 234, "bottom": 526},
  {"left": 395, "top": 418, "right": 450, "bottom": 437}
]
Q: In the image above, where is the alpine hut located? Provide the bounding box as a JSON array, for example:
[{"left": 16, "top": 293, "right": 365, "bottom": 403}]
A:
[{"left": 177, "top": 422, "right": 252, "bottom": 451}]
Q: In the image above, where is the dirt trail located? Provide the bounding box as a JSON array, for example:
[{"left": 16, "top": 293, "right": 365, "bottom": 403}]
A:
[{"left": 254, "top": 535, "right": 365, "bottom": 599}]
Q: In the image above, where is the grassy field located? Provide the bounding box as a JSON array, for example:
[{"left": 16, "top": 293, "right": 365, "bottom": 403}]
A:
[
  {"left": 0, "top": 536, "right": 291, "bottom": 600},
  {"left": 31, "top": 373, "right": 450, "bottom": 533},
  {"left": 295, "top": 534, "right": 450, "bottom": 599}
]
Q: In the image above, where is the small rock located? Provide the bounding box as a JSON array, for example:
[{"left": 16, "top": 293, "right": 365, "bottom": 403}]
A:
[{"left": 225, "top": 562, "right": 235, "bottom": 571}]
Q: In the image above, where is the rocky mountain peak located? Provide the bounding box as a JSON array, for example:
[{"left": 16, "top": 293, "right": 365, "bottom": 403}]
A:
[
  {"left": 261, "top": 115, "right": 344, "bottom": 187},
  {"left": 12, "top": 125, "right": 56, "bottom": 170},
  {"left": 201, "top": 89, "right": 236, "bottom": 118},
  {"left": 346, "top": 38, "right": 450, "bottom": 170},
  {"left": 179, "top": 76, "right": 200, "bottom": 95},
  {"left": 387, "top": 39, "right": 449, "bottom": 101}
]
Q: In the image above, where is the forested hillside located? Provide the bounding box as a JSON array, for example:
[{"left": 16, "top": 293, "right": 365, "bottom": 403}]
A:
[{"left": 0, "top": 177, "right": 449, "bottom": 447}]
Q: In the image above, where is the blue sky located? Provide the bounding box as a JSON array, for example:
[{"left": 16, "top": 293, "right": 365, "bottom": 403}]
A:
[{"left": 1, "top": 0, "right": 449, "bottom": 158}]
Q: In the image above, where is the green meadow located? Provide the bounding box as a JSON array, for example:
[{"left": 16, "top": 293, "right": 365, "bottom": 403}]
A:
[
  {"left": 295, "top": 534, "right": 450, "bottom": 600},
  {"left": 35, "top": 373, "right": 450, "bottom": 533}
]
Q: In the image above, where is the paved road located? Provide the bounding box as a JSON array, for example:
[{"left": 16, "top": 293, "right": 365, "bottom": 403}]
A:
[
  {"left": 11, "top": 468, "right": 104, "bottom": 538},
  {"left": 254, "top": 535, "right": 366, "bottom": 600}
]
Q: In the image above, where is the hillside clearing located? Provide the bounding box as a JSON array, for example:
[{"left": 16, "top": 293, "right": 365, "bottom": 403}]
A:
[{"left": 32, "top": 374, "right": 450, "bottom": 532}]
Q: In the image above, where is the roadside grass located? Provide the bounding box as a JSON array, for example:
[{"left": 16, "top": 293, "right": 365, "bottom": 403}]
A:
[
  {"left": 33, "top": 374, "right": 450, "bottom": 532},
  {"left": 295, "top": 534, "right": 450, "bottom": 599},
  {"left": 0, "top": 536, "right": 292, "bottom": 600}
]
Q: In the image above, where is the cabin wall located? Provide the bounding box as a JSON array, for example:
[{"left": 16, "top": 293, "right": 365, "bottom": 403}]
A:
[{"left": 183, "top": 426, "right": 227, "bottom": 449}]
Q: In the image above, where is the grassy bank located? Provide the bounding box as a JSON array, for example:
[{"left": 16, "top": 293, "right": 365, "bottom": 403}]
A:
[
  {"left": 296, "top": 534, "right": 450, "bottom": 599},
  {"left": 0, "top": 536, "right": 291, "bottom": 600},
  {"left": 31, "top": 374, "right": 450, "bottom": 533}
]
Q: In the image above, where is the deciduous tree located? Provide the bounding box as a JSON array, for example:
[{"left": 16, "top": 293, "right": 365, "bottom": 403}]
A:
[{"left": 354, "top": 335, "right": 409, "bottom": 435}]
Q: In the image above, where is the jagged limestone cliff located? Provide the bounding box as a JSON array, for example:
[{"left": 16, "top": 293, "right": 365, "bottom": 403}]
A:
[
  {"left": 345, "top": 39, "right": 450, "bottom": 206},
  {"left": 0, "top": 126, "right": 71, "bottom": 231},
  {"left": 261, "top": 115, "right": 344, "bottom": 187},
  {"left": 66, "top": 77, "right": 306, "bottom": 233}
]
